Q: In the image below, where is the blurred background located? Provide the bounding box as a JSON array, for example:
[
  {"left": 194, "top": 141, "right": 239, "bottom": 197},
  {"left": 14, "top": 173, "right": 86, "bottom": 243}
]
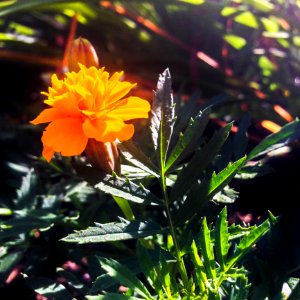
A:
[{"left": 1, "top": 0, "right": 300, "bottom": 297}]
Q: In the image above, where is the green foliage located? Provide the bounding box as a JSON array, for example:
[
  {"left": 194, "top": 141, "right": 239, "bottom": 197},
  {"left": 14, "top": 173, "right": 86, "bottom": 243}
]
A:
[
  {"left": 2, "top": 2, "right": 300, "bottom": 296},
  {"left": 62, "top": 219, "right": 160, "bottom": 243}
]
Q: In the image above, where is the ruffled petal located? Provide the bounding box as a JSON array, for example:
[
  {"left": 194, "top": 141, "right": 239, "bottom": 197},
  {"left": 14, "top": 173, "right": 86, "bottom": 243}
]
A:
[
  {"left": 83, "top": 117, "right": 134, "bottom": 142},
  {"left": 30, "top": 108, "right": 67, "bottom": 125},
  {"left": 50, "top": 92, "right": 81, "bottom": 117},
  {"left": 107, "top": 97, "right": 150, "bottom": 120},
  {"left": 41, "top": 118, "right": 88, "bottom": 156}
]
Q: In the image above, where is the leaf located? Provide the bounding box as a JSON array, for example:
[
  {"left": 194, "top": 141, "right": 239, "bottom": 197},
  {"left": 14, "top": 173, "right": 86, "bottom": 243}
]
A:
[
  {"left": 0, "top": 210, "right": 62, "bottom": 239},
  {"left": 215, "top": 207, "right": 229, "bottom": 271},
  {"left": 27, "top": 277, "right": 73, "bottom": 300},
  {"left": 212, "top": 186, "right": 239, "bottom": 204},
  {"left": 247, "top": 119, "right": 300, "bottom": 160},
  {"left": 136, "top": 243, "right": 159, "bottom": 291},
  {"left": 208, "top": 156, "right": 246, "bottom": 198},
  {"left": 95, "top": 175, "right": 161, "bottom": 205},
  {"left": 0, "top": 0, "right": 95, "bottom": 18},
  {"left": 288, "top": 279, "right": 300, "bottom": 300},
  {"left": 229, "top": 276, "right": 249, "bottom": 300},
  {"left": 221, "top": 7, "right": 238, "bottom": 17},
  {"left": 224, "top": 35, "right": 246, "bottom": 50},
  {"left": 89, "top": 274, "right": 118, "bottom": 294},
  {"left": 226, "top": 218, "right": 271, "bottom": 270},
  {"left": 243, "top": 0, "right": 274, "bottom": 12},
  {"left": 174, "top": 156, "right": 246, "bottom": 223},
  {"left": 165, "top": 107, "right": 210, "bottom": 172},
  {"left": 16, "top": 168, "right": 37, "bottom": 209},
  {"left": 113, "top": 196, "right": 135, "bottom": 221},
  {"left": 170, "top": 123, "right": 233, "bottom": 202},
  {"left": 119, "top": 140, "right": 159, "bottom": 177},
  {"left": 258, "top": 56, "right": 277, "bottom": 71},
  {"left": 190, "top": 240, "right": 207, "bottom": 292},
  {"left": 0, "top": 251, "right": 22, "bottom": 282},
  {"left": 61, "top": 219, "right": 160, "bottom": 244},
  {"left": 151, "top": 68, "right": 176, "bottom": 168},
  {"left": 199, "top": 218, "right": 216, "bottom": 280},
  {"left": 234, "top": 11, "right": 258, "bottom": 28},
  {"left": 98, "top": 257, "right": 153, "bottom": 300},
  {"left": 86, "top": 294, "right": 143, "bottom": 300}
]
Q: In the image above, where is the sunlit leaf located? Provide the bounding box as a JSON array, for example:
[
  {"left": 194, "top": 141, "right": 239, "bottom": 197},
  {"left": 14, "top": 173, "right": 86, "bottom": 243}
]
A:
[
  {"left": 62, "top": 219, "right": 160, "bottom": 244},
  {"left": 247, "top": 119, "right": 300, "bottom": 160},
  {"left": 221, "top": 7, "right": 238, "bottom": 17},
  {"left": 224, "top": 34, "right": 246, "bottom": 49},
  {"left": 119, "top": 140, "right": 159, "bottom": 177},
  {"left": 170, "top": 123, "right": 233, "bottom": 202},
  {"left": 174, "top": 156, "right": 246, "bottom": 223},
  {"left": 200, "top": 218, "right": 216, "bottom": 280},
  {"left": 261, "top": 17, "right": 279, "bottom": 32},
  {"left": 215, "top": 207, "right": 229, "bottom": 270},
  {"left": 234, "top": 11, "right": 258, "bottom": 28},
  {"left": 95, "top": 175, "right": 161, "bottom": 205},
  {"left": 165, "top": 107, "right": 210, "bottom": 172},
  {"left": 151, "top": 69, "right": 176, "bottom": 168},
  {"left": 226, "top": 218, "right": 272, "bottom": 270},
  {"left": 98, "top": 257, "right": 153, "bottom": 299},
  {"left": 258, "top": 55, "right": 276, "bottom": 71}
]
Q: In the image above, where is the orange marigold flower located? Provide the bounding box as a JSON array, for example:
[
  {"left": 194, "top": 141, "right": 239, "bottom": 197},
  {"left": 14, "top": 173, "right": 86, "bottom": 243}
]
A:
[{"left": 31, "top": 64, "right": 151, "bottom": 162}]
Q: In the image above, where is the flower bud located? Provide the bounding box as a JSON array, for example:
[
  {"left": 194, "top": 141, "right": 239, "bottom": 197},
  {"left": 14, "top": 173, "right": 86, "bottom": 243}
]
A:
[
  {"left": 67, "top": 37, "right": 99, "bottom": 72},
  {"left": 85, "top": 139, "right": 121, "bottom": 175}
]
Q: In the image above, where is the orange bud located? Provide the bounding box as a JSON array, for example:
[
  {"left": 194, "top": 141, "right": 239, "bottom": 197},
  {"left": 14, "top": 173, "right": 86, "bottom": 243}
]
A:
[
  {"left": 67, "top": 37, "right": 99, "bottom": 72},
  {"left": 85, "top": 139, "right": 120, "bottom": 175}
]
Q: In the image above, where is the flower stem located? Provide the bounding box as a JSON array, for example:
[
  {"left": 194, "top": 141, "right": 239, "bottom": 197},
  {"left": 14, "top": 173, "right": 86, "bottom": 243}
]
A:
[{"left": 160, "top": 171, "right": 189, "bottom": 288}]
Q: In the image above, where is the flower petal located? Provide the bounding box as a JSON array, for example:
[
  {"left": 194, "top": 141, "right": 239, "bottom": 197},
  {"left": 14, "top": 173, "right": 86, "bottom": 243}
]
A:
[
  {"left": 30, "top": 108, "right": 67, "bottom": 125},
  {"left": 107, "top": 97, "right": 151, "bottom": 120},
  {"left": 42, "top": 145, "right": 55, "bottom": 162},
  {"left": 83, "top": 117, "right": 134, "bottom": 142},
  {"left": 42, "top": 118, "right": 88, "bottom": 156}
]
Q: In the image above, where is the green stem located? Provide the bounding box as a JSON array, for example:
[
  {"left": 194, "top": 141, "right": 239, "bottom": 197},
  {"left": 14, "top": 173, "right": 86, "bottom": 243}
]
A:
[{"left": 160, "top": 170, "right": 189, "bottom": 288}]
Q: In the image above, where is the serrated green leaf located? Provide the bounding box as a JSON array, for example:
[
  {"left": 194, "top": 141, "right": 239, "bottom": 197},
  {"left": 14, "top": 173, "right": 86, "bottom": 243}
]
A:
[
  {"left": 95, "top": 175, "right": 161, "bottom": 205},
  {"left": 215, "top": 207, "right": 229, "bottom": 271},
  {"left": 119, "top": 140, "right": 159, "bottom": 177},
  {"left": 27, "top": 277, "right": 73, "bottom": 300},
  {"left": 170, "top": 123, "right": 233, "bottom": 202},
  {"left": 247, "top": 119, "right": 300, "bottom": 161},
  {"left": 151, "top": 68, "right": 176, "bottom": 168},
  {"left": 226, "top": 218, "right": 271, "bottom": 270},
  {"left": 209, "top": 156, "right": 246, "bottom": 195},
  {"left": 86, "top": 295, "right": 143, "bottom": 300},
  {"left": 200, "top": 218, "right": 216, "bottom": 280},
  {"left": 61, "top": 220, "right": 160, "bottom": 244},
  {"left": 98, "top": 257, "right": 153, "bottom": 299},
  {"left": 190, "top": 240, "right": 207, "bottom": 292},
  {"left": 165, "top": 107, "right": 210, "bottom": 172},
  {"left": 174, "top": 157, "right": 245, "bottom": 224}
]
